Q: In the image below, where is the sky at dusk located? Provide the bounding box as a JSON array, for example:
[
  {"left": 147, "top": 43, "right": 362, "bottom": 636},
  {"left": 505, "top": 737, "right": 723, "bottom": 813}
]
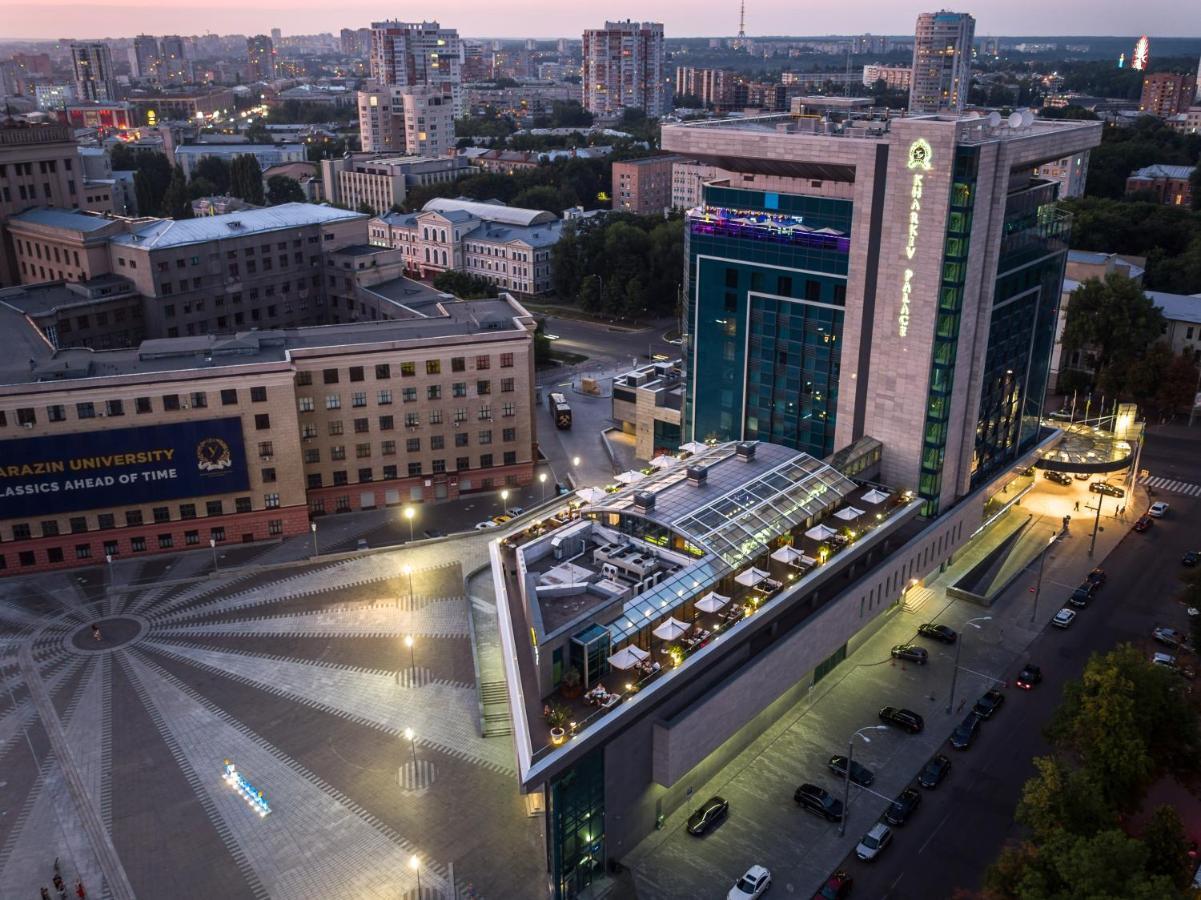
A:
[{"left": 2, "top": 1, "right": 1197, "bottom": 41}]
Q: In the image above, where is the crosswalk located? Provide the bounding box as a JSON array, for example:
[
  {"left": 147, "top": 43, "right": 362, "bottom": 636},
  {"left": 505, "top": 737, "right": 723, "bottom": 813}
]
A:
[{"left": 1140, "top": 475, "right": 1201, "bottom": 497}]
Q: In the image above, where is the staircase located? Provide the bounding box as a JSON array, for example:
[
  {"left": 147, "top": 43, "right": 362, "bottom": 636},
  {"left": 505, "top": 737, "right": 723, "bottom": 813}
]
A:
[{"left": 480, "top": 680, "right": 513, "bottom": 737}]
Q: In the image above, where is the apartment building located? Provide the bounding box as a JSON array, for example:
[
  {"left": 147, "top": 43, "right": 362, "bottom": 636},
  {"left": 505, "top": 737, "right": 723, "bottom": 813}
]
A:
[
  {"left": 674, "top": 67, "right": 737, "bottom": 109},
  {"left": 71, "top": 43, "right": 117, "bottom": 103},
  {"left": 1126, "top": 163, "right": 1196, "bottom": 206},
  {"left": 320, "top": 154, "right": 470, "bottom": 213},
  {"left": 368, "top": 20, "right": 463, "bottom": 116},
  {"left": 611, "top": 155, "right": 681, "bottom": 215},
  {"left": 862, "top": 64, "right": 913, "bottom": 91},
  {"left": 1139, "top": 72, "right": 1197, "bottom": 119},
  {"left": 670, "top": 160, "right": 728, "bottom": 210},
  {"left": 909, "top": 11, "right": 975, "bottom": 113},
  {"left": 357, "top": 86, "right": 455, "bottom": 156},
  {"left": 581, "top": 21, "right": 667, "bottom": 117}
]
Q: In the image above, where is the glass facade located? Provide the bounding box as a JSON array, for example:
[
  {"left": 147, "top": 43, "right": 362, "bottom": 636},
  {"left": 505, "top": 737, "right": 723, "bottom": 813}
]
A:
[
  {"left": 548, "top": 747, "right": 605, "bottom": 899},
  {"left": 971, "top": 182, "right": 1070, "bottom": 487},
  {"left": 685, "top": 186, "right": 852, "bottom": 458}
]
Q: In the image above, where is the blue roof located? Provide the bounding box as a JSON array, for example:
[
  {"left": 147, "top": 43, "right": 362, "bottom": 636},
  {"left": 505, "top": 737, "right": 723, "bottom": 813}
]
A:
[{"left": 11, "top": 208, "right": 117, "bottom": 233}]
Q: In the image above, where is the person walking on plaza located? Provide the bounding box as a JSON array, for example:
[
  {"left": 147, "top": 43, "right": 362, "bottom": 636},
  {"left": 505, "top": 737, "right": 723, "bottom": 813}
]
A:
[
  {"left": 74, "top": 880, "right": 86, "bottom": 899},
  {"left": 41, "top": 887, "right": 51, "bottom": 900}
]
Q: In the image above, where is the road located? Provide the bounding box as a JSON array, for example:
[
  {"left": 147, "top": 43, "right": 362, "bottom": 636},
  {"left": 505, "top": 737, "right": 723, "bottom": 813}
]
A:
[{"left": 837, "top": 429, "right": 1201, "bottom": 899}]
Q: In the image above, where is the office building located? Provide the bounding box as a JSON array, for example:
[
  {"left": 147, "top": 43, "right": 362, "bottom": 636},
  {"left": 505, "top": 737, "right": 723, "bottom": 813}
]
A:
[
  {"left": 674, "top": 67, "right": 737, "bottom": 109},
  {"left": 611, "top": 155, "right": 681, "bottom": 215},
  {"left": 671, "top": 160, "right": 728, "bottom": 211},
  {"left": 320, "top": 154, "right": 470, "bottom": 214},
  {"left": 1126, "top": 163, "right": 1196, "bottom": 206},
  {"left": 610, "top": 358, "right": 683, "bottom": 458},
  {"left": 246, "top": 35, "right": 276, "bottom": 81},
  {"left": 356, "top": 86, "right": 455, "bottom": 156},
  {"left": 369, "top": 197, "right": 565, "bottom": 296},
  {"left": 0, "top": 288, "right": 537, "bottom": 575},
  {"left": 908, "top": 11, "right": 975, "bottom": 113},
  {"left": 862, "top": 64, "right": 913, "bottom": 92},
  {"left": 129, "top": 35, "right": 161, "bottom": 80},
  {"left": 662, "top": 111, "right": 1101, "bottom": 514},
  {"left": 582, "top": 21, "right": 667, "bottom": 118},
  {"left": 1138, "top": 72, "right": 1198, "bottom": 119},
  {"left": 71, "top": 43, "right": 117, "bottom": 103},
  {"left": 368, "top": 21, "right": 463, "bottom": 116}
]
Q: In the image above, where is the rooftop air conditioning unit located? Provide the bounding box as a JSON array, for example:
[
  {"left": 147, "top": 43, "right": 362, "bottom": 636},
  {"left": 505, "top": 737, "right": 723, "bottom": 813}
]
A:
[
  {"left": 686, "top": 465, "right": 707, "bottom": 486},
  {"left": 736, "top": 441, "right": 757, "bottom": 461}
]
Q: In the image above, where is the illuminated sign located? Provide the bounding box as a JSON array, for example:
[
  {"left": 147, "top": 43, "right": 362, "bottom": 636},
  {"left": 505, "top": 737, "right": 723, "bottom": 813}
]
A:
[{"left": 899, "top": 138, "right": 933, "bottom": 338}]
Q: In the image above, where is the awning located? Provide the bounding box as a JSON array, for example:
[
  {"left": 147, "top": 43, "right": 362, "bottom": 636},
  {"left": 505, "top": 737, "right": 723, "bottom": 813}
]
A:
[
  {"left": 649, "top": 455, "right": 677, "bottom": 469},
  {"left": 576, "top": 486, "right": 607, "bottom": 504},
  {"left": 805, "top": 524, "right": 838, "bottom": 541},
  {"left": 695, "top": 591, "right": 731, "bottom": 613},
  {"left": 679, "top": 441, "right": 708, "bottom": 455},
  {"left": 834, "top": 506, "right": 865, "bottom": 522},
  {"left": 771, "top": 545, "right": 804, "bottom": 564},
  {"left": 652, "top": 617, "right": 690, "bottom": 641},
  {"left": 861, "top": 488, "right": 890, "bottom": 504},
  {"left": 735, "top": 567, "right": 769, "bottom": 587},
  {"left": 614, "top": 470, "right": 646, "bottom": 484},
  {"left": 608, "top": 645, "right": 650, "bottom": 670}
]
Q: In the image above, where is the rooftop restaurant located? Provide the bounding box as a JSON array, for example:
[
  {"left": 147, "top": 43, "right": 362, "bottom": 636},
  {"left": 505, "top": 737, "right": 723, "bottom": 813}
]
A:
[{"left": 493, "top": 440, "right": 915, "bottom": 768}]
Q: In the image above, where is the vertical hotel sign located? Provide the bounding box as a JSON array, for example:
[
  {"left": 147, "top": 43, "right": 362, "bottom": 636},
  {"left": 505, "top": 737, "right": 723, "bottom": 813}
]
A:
[{"left": 898, "top": 138, "right": 933, "bottom": 338}]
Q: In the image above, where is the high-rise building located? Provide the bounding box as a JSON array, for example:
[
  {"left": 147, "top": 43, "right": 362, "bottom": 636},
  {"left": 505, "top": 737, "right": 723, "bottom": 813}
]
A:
[
  {"left": 158, "top": 35, "right": 189, "bottom": 84},
  {"left": 674, "top": 67, "right": 737, "bottom": 109},
  {"left": 357, "top": 86, "right": 455, "bottom": 156},
  {"left": 1139, "top": 72, "right": 1198, "bottom": 118},
  {"left": 368, "top": 21, "right": 463, "bottom": 116},
  {"left": 663, "top": 110, "right": 1101, "bottom": 514},
  {"left": 70, "top": 43, "right": 117, "bottom": 103},
  {"left": 271, "top": 28, "right": 283, "bottom": 46},
  {"left": 246, "top": 35, "right": 276, "bottom": 81},
  {"left": 581, "top": 20, "right": 667, "bottom": 117},
  {"left": 340, "top": 27, "right": 372, "bottom": 57},
  {"left": 908, "top": 10, "right": 975, "bottom": 113},
  {"left": 128, "top": 35, "right": 160, "bottom": 80},
  {"left": 611, "top": 156, "right": 682, "bottom": 214}
]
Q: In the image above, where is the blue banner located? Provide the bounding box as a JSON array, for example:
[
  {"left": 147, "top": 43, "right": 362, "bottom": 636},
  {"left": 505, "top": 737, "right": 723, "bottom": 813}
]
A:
[{"left": 0, "top": 417, "right": 250, "bottom": 519}]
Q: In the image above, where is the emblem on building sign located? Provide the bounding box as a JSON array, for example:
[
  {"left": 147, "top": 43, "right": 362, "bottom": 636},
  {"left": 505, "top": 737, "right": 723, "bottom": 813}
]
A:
[
  {"left": 196, "top": 437, "right": 233, "bottom": 472},
  {"left": 899, "top": 139, "right": 934, "bottom": 338}
]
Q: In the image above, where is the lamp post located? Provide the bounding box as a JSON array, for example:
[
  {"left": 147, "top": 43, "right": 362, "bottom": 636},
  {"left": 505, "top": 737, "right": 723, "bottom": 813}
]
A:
[
  {"left": 404, "top": 634, "right": 416, "bottom": 683},
  {"left": 539, "top": 471, "right": 548, "bottom": 502},
  {"left": 1087, "top": 493, "right": 1105, "bottom": 557},
  {"left": 1030, "top": 532, "right": 1057, "bottom": 624},
  {"left": 404, "top": 506, "right": 415, "bottom": 543},
  {"left": 947, "top": 616, "right": 992, "bottom": 714},
  {"left": 310, "top": 520, "right": 318, "bottom": 557},
  {"left": 209, "top": 538, "right": 218, "bottom": 571},
  {"left": 404, "top": 727, "right": 419, "bottom": 770},
  {"left": 839, "top": 725, "right": 889, "bottom": 837},
  {"left": 409, "top": 853, "right": 422, "bottom": 898},
  {"left": 500, "top": 488, "right": 510, "bottom": 517},
  {"left": 105, "top": 553, "right": 113, "bottom": 591}
]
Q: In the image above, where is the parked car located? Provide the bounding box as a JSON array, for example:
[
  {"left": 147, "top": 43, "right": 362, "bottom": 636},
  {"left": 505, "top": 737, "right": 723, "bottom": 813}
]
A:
[
  {"left": 355, "top": 538, "right": 369, "bottom": 551},
  {"left": 1152, "top": 652, "right": 1179, "bottom": 671},
  {"left": 891, "top": 644, "right": 928, "bottom": 665},
  {"left": 686, "top": 796, "right": 729, "bottom": 836},
  {"left": 828, "top": 755, "right": 874, "bottom": 787},
  {"left": 1183, "top": 551, "right": 1199, "bottom": 567},
  {"left": 1068, "top": 587, "right": 1092, "bottom": 609},
  {"left": 1153, "top": 627, "right": 1185, "bottom": 648},
  {"left": 423, "top": 528, "right": 447, "bottom": 539},
  {"left": 1149, "top": 501, "right": 1170, "bottom": 518},
  {"left": 878, "top": 706, "right": 924, "bottom": 734},
  {"left": 508, "top": 506, "right": 526, "bottom": 517},
  {"left": 918, "top": 754, "right": 952, "bottom": 789},
  {"left": 1086, "top": 567, "right": 1107, "bottom": 587},
  {"left": 1089, "top": 481, "right": 1125, "bottom": 498},
  {"left": 491, "top": 514, "right": 513, "bottom": 525},
  {"left": 1072, "top": 471, "right": 1090, "bottom": 481},
  {"left": 950, "top": 712, "right": 982, "bottom": 750},
  {"left": 885, "top": 788, "right": 923, "bottom": 826},
  {"left": 1134, "top": 515, "right": 1153, "bottom": 533},
  {"left": 917, "top": 623, "right": 957, "bottom": 644},
  {"left": 812, "top": 871, "right": 853, "bottom": 900},
  {"left": 728, "top": 865, "right": 771, "bottom": 900},
  {"left": 1043, "top": 470, "right": 1073, "bottom": 486},
  {"left": 855, "top": 822, "right": 894, "bottom": 861},
  {"left": 973, "top": 689, "right": 1006, "bottom": 719},
  {"left": 1016, "top": 664, "right": 1042, "bottom": 690},
  {"left": 473, "top": 520, "right": 498, "bottom": 530},
  {"left": 1052, "top": 608, "right": 1077, "bottom": 629},
  {"left": 794, "top": 783, "right": 843, "bottom": 821}
]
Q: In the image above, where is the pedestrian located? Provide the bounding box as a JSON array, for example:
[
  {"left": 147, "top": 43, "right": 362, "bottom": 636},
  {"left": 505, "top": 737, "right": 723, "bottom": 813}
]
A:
[
  {"left": 74, "top": 880, "right": 86, "bottom": 900},
  {"left": 52, "top": 874, "right": 64, "bottom": 893},
  {"left": 41, "top": 887, "right": 51, "bottom": 900},
  {"left": 1073, "top": 500, "right": 1079, "bottom": 511},
  {"left": 91, "top": 623, "right": 101, "bottom": 641}
]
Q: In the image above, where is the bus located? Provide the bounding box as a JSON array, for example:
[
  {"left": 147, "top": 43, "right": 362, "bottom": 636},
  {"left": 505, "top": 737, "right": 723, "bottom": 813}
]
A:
[{"left": 548, "top": 391, "right": 572, "bottom": 430}]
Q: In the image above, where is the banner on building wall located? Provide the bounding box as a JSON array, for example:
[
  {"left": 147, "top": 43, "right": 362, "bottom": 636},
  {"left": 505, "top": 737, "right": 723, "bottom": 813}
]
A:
[{"left": 0, "top": 417, "right": 249, "bottom": 519}]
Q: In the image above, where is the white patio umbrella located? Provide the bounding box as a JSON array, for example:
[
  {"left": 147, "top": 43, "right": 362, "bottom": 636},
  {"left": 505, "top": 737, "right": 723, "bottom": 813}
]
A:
[
  {"left": 608, "top": 645, "right": 650, "bottom": 670},
  {"left": 649, "top": 455, "right": 677, "bottom": 469},
  {"left": 695, "top": 591, "right": 731, "bottom": 613},
  {"left": 614, "top": 470, "right": 646, "bottom": 484},
  {"left": 862, "top": 488, "right": 890, "bottom": 504},
  {"left": 652, "top": 617, "right": 690, "bottom": 641},
  {"left": 679, "top": 441, "right": 708, "bottom": 455},
  {"left": 771, "top": 545, "right": 803, "bottom": 564},
  {"left": 805, "top": 524, "right": 838, "bottom": 541},
  {"left": 576, "top": 486, "right": 607, "bottom": 504},
  {"left": 735, "top": 567, "right": 769, "bottom": 587},
  {"left": 834, "top": 506, "right": 865, "bottom": 522}
]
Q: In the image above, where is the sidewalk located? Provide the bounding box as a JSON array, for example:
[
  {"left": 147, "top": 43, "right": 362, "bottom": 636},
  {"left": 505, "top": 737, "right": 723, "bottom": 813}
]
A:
[{"left": 624, "top": 479, "right": 1141, "bottom": 898}]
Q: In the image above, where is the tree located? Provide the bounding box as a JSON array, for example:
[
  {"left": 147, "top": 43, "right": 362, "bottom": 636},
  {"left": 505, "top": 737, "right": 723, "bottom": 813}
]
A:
[
  {"left": 1142, "top": 805, "right": 1193, "bottom": 889},
  {"left": 431, "top": 270, "right": 497, "bottom": 299},
  {"left": 109, "top": 142, "right": 136, "bottom": 171},
  {"left": 355, "top": 201, "right": 377, "bottom": 216},
  {"left": 1060, "top": 273, "right": 1165, "bottom": 396},
  {"left": 266, "top": 175, "right": 306, "bottom": 205},
  {"left": 160, "top": 164, "right": 194, "bottom": 219},
  {"left": 1016, "top": 756, "right": 1114, "bottom": 840},
  {"left": 244, "top": 122, "right": 274, "bottom": 145},
  {"left": 130, "top": 152, "right": 172, "bottom": 217},
  {"left": 533, "top": 318, "right": 552, "bottom": 365},
  {"left": 193, "top": 156, "right": 232, "bottom": 194},
  {"left": 511, "top": 185, "right": 562, "bottom": 213},
  {"left": 229, "top": 154, "right": 265, "bottom": 205},
  {"left": 187, "top": 176, "right": 217, "bottom": 200}
]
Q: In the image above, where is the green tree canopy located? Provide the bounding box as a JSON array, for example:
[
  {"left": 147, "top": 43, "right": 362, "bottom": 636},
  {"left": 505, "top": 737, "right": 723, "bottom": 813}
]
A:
[
  {"left": 1060, "top": 273, "right": 1166, "bottom": 395},
  {"left": 1016, "top": 756, "right": 1115, "bottom": 840},
  {"left": 229, "top": 154, "right": 265, "bottom": 205},
  {"left": 431, "top": 270, "right": 498, "bottom": 299},
  {"left": 192, "top": 155, "right": 232, "bottom": 194},
  {"left": 160, "top": 163, "right": 194, "bottom": 219},
  {"left": 266, "top": 175, "right": 306, "bottom": 205},
  {"left": 1142, "top": 804, "right": 1193, "bottom": 889}
]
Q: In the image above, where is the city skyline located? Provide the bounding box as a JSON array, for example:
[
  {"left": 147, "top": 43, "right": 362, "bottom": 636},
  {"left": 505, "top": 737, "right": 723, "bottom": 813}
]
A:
[{"left": 3, "top": 2, "right": 1200, "bottom": 42}]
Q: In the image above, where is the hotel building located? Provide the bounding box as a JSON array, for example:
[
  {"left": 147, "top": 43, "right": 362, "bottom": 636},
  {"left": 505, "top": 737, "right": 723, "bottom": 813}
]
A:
[{"left": 661, "top": 111, "right": 1102, "bottom": 515}]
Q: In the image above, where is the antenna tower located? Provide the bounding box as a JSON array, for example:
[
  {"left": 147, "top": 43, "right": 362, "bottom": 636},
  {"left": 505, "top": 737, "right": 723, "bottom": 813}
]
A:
[{"left": 737, "top": 1, "right": 746, "bottom": 48}]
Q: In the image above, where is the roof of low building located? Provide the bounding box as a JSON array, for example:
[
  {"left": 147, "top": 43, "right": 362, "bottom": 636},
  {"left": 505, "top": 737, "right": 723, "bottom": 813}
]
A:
[
  {"left": 10, "top": 207, "right": 119, "bottom": 234},
  {"left": 1145, "top": 289, "right": 1201, "bottom": 326},
  {"left": 174, "top": 143, "right": 305, "bottom": 155},
  {"left": 1128, "top": 163, "right": 1196, "bottom": 180},
  {"left": 110, "top": 203, "right": 366, "bottom": 250},
  {"left": 422, "top": 197, "right": 557, "bottom": 227}
]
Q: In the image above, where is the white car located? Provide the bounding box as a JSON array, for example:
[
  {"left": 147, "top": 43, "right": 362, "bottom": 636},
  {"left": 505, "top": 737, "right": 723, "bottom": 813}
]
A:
[
  {"left": 727, "top": 865, "right": 771, "bottom": 900},
  {"left": 1152, "top": 652, "right": 1179, "bottom": 669},
  {"left": 1051, "top": 608, "right": 1077, "bottom": 629},
  {"left": 1153, "top": 627, "right": 1185, "bottom": 648},
  {"left": 1149, "top": 502, "right": 1170, "bottom": 518},
  {"left": 855, "top": 821, "right": 893, "bottom": 861},
  {"left": 473, "top": 520, "right": 498, "bottom": 530}
]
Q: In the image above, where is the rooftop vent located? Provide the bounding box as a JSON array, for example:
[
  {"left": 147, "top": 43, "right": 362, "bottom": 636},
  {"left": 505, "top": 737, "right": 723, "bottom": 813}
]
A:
[
  {"left": 687, "top": 465, "right": 707, "bottom": 486},
  {"left": 226, "top": 220, "right": 243, "bottom": 230},
  {"left": 736, "top": 441, "right": 757, "bottom": 461},
  {"left": 633, "top": 490, "right": 655, "bottom": 512}
]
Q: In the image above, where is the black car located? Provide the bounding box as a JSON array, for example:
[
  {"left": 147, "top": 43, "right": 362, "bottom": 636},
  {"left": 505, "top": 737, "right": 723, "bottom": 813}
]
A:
[
  {"left": 949, "top": 712, "right": 982, "bottom": 750},
  {"left": 918, "top": 754, "right": 952, "bottom": 789},
  {"left": 794, "top": 783, "right": 844, "bottom": 821},
  {"left": 890, "top": 644, "right": 929, "bottom": 665},
  {"left": 1043, "top": 470, "right": 1073, "bottom": 486},
  {"left": 1086, "top": 567, "right": 1106, "bottom": 587},
  {"left": 828, "top": 755, "right": 875, "bottom": 786},
  {"left": 1068, "top": 586, "right": 1092, "bottom": 609},
  {"left": 1089, "top": 481, "right": 1124, "bottom": 498},
  {"left": 1016, "top": 664, "right": 1042, "bottom": 690},
  {"left": 1183, "top": 551, "right": 1199, "bottom": 568},
  {"left": 423, "top": 528, "right": 447, "bottom": 539},
  {"left": 884, "top": 787, "right": 923, "bottom": 825},
  {"left": 686, "top": 796, "right": 728, "bottom": 835},
  {"left": 973, "top": 689, "right": 1005, "bottom": 719},
  {"left": 878, "top": 706, "right": 924, "bottom": 734},
  {"left": 917, "top": 623, "right": 957, "bottom": 644}
]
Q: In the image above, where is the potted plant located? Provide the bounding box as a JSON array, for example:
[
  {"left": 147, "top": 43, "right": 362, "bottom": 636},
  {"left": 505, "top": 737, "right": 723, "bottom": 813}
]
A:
[
  {"left": 546, "top": 703, "right": 571, "bottom": 745},
  {"left": 560, "top": 666, "right": 582, "bottom": 699}
]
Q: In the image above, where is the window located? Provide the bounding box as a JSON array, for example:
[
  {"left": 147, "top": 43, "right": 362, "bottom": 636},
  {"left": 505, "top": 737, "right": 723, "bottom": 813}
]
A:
[
  {"left": 428, "top": 410, "right": 443, "bottom": 425},
  {"left": 503, "top": 402, "right": 516, "bottom": 417},
  {"left": 477, "top": 380, "right": 491, "bottom": 396},
  {"left": 451, "top": 357, "right": 466, "bottom": 372},
  {"left": 307, "top": 473, "right": 323, "bottom": 489},
  {"left": 189, "top": 392, "right": 208, "bottom": 409},
  {"left": 298, "top": 397, "right": 315, "bottom": 412},
  {"left": 136, "top": 397, "right": 152, "bottom": 414},
  {"left": 76, "top": 401, "right": 96, "bottom": 419},
  {"left": 349, "top": 366, "right": 364, "bottom": 382},
  {"left": 254, "top": 414, "right": 270, "bottom": 430},
  {"left": 235, "top": 497, "right": 252, "bottom": 514},
  {"left": 125, "top": 510, "right": 143, "bottom": 527},
  {"left": 131, "top": 536, "right": 147, "bottom": 553},
  {"left": 206, "top": 500, "right": 223, "bottom": 517},
  {"left": 427, "top": 385, "right": 441, "bottom": 400},
  {"left": 356, "top": 443, "right": 371, "bottom": 459},
  {"left": 454, "top": 408, "right": 467, "bottom": 423},
  {"left": 479, "top": 454, "right": 493, "bottom": 468},
  {"left": 479, "top": 431, "right": 493, "bottom": 445},
  {"left": 426, "top": 360, "right": 441, "bottom": 375},
  {"left": 323, "top": 368, "right": 340, "bottom": 384},
  {"left": 302, "top": 424, "right": 318, "bottom": 440},
  {"left": 375, "top": 364, "right": 391, "bottom": 379},
  {"left": 41, "top": 521, "right": 59, "bottom": 537},
  {"left": 330, "top": 446, "right": 347, "bottom": 461},
  {"left": 475, "top": 355, "right": 490, "bottom": 370},
  {"left": 500, "top": 352, "right": 514, "bottom": 368},
  {"left": 13, "top": 523, "right": 33, "bottom": 540},
  {"left": 352, "top": 392, "right": 367, "bottom": 408},
  {"left": 456, "top": 456, "right": 470, "bottom": 471},
  {"left": 405, "top": 413, "right": 421, "bottom": 427},
  {"left": 180, "top": 504, "right": 197, "bottom": 519},
  {"left": 358, "top": 468, "right": 373, "bottom": 483},
  {"left": 333, "top": 471, "right": 348, "bottom": 486},
  {"left": 105, "top": 399, "right": 124, "bottom": 417},
  {"left": 97, "top": 514, "right": 115, "bottom": 530},
  {"left": 503, "top": 428, "right": 517, "bottom": 442},
  {"left": 504, "top": 451, "right": 517, "bottom": 466},
  {"left": 153, "top": 507, "right": 170, "bottom": 523},
  {"left": 381, "top": 440, "right": 397, "bottom": 456},
  {"left": 402, "top": 387, "right": 418, "bottom": 403},
  {"left": 383, "top": 465, "right": 398, "bottom": 480},
  {"left": 210, "top": 527, "right": 226, "bottom": 543},
  {"left": 326, "top": 394, "right": 342, "bottom": 410},
  {"left": 354, "top": 418, "right": 369, "bottom": 434},
  {"left": 328, "top": 421, "right": 344, "bottom": 436},
  {"left": 501, "top": 378, "right": 515, "bottom": 393},
  {"left": 75, "top": 544, "right": 92, "bottom": 560},
  {"left": 262, "top": 467, "right": 277, "bottom": 483},
  {"left": 296, "top": 371, "right": 313, "bottom": 386},
  {"left": 455, "top": 432, "right": 469, "bottom": 447},
  {"left": 400, "top": 362, "right": 416, "bottom": 377},
  {"left": 158, "top": 534, "right": 174, "bottom": 549},
  {"left": 47, "top": 404, "right": 66, "bottom": 422},
  {"left": 377, "top": 389, "right": 393, "bottom": 405},
  {"left": 265, "top": 491, "right": 281, "bottom": 509},
  {"left": 478, "top": 405, "right": 492, "bottom": 421},
  {"left": 379, "top": 415, "right": 394, "bottom": 431},
  {"left": 163, "top": 394, "right": 180, "bottom": 411},
  {"left": 406, "top": 437, "right": 421, "bottom": 453},
  {"left": 17, "top": 407, "right": 36, "bottom": 426},
  {"left": 432, "top": 459, "right": 446, "bottom": 474},
  {"left": 185, "top": 530, "right": 199, "bottom": 546},
  {"left": 408, "top": 462, "right": 423, "bottom": 477},
  {"left": 452, "top": 382, "right": 467, "bottom": 398},
  {"left": 221, "top": 388, "right": 238, "bottom": 406},
  {"left": 250, "top": 386, "right": 268, "bottom": 403},
  {"left": 268, "top": 519, "right": 284, "bottom": 536}
]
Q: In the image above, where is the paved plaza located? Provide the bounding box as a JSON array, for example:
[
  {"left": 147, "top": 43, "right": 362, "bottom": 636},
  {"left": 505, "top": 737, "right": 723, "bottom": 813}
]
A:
[{"left": 0, "top": 538, "right": 544, "bottom": 900}]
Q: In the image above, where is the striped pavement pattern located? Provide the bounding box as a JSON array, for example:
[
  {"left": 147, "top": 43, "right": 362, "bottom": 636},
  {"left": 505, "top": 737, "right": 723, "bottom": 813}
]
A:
[{"left": 1139, "top": 475, "right": 1201, "bottom": 497}]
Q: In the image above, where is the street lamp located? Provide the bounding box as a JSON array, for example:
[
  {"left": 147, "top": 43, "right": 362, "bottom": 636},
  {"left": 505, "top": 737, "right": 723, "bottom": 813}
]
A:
[
  {"left": 404, "top": 506, "right": 415, "bottom": 543},
  {"left": 404, "top": 633, "right": 416, "bottom": 683},
  {"left": 947, "top": 616, "right": 992, "bottom": 714},
  {"left": 209, "top": 538, "right": 218, "bottom": 571},
  {"left": 839, "top": 725, "right": 889, "bottom": 836},
  {"left": 500, "top": 488, "right": 510, "bottom": 516},
  {"left": 310, "top": 520, "right": 318, "bottom": 557},
  {"left": 404, "top": 727, "right": 419, "bottom": 772},
  {"left": 1030, "top": 531, "right": 1057, "bottom": 624},
  {"left": 409, "top": 853, "right": 422, "bottom": 897},
  {"left": 539, "top": 471, "right": 548, "bottom": 502}
]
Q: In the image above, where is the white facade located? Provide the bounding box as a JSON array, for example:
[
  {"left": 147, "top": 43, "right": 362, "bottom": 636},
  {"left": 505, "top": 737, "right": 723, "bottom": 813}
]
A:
[
  {"left": 369, "top": 20, "right": 463, "bottom": 116},
  {"left": 357, "top": 86, "right": 455, "bottom": 157},
  {"left": 670, "top": 160, "right": 726, "bottom": 210},
  {"left": 581, "top": 21, "right": 667, "bottom": 117},
  {"left": 909, "top": 11, "right": 975, "bottom": 113},
  {"left": 1035, "top": 152, "right": 1091, "bottom": 199},
  {"left": 863, "top": 64, "right": 912, "bottom": 91}
]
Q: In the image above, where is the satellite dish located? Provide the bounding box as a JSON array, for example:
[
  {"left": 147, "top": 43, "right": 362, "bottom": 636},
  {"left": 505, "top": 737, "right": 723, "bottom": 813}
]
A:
[
  {"left": 987, "top": 111, "right": 1002, "bottom": 128},
  {"left": 1007, "top": 111, "right": 1023, "bottom": 129},
  {"left": 1020, "top": 109, "right": 1035, "bottom": 128}
]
